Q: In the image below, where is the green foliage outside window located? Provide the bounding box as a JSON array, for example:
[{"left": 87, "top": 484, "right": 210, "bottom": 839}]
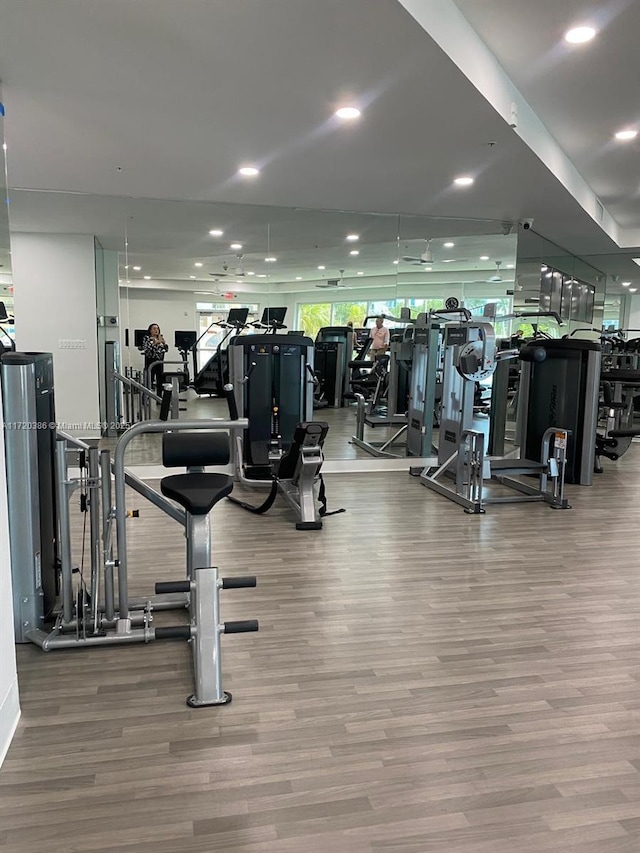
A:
[{"left": 298, "top": 303, "right": 331, "bottom": 340}]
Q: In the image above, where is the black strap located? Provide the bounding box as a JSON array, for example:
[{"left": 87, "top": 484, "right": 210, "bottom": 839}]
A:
[
  {"left": 318, "top": 474, "right": 346, "bottom": 518},
  {"left": 227, "top": 479, "right": 279, "bottom": 514}
]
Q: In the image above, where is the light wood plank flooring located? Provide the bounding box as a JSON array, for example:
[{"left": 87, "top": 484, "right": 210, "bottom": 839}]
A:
[{"left": 1, "top": 450, "right": 639, "bottom": 852}]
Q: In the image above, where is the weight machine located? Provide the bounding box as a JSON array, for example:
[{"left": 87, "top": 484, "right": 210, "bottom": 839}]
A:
[
  {"left": 1, "top": 352, "right": 258, "bottom": 707},
  {"left": 420, "top": 319, "right": 570, "bottom": 513},
  {"left": 228, "top": 333, "right": 338, "bottom": 529}
]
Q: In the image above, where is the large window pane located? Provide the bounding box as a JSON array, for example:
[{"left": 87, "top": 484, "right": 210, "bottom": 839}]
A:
[
  {"left": 368, "top": 299, "right": 406, "bottom": 326},
  {"left": 331, "top": 302, "right": 368, "bottom": 326},
  {"left": 298, "top": 303, "right": 331, "bottom": 339}
]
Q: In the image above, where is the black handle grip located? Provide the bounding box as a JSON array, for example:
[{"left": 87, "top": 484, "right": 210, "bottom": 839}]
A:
[
  {"left": 155, "top": 625, "right": 191, "bottom": 640},
  {"left": 224, "top": 619, "right": 259, "bottom": 634},
  {"left": 223, "top": 384, "right": 239, "bottom": 420},
  {"left": 245, "top": 361, "right": 257, "bottom": 382},
  {"left": 155, "top": 580, "right": 190, "bottom": 594},
  {"left": 222, "top": 576, "right": 257, "bottom": 589}
]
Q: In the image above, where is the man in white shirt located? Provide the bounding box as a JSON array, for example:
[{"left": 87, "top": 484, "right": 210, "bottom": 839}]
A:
[{"left": 369, "top": 316, "right": 390, "bottom": 358}]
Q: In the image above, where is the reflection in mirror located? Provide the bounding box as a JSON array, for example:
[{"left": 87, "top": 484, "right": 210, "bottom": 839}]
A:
[
  {"left": 7, "top": 190, "right": 525, "bottom": 464},
  {"left": 0, "top": 88, "right": 14, "bottom": 354}
]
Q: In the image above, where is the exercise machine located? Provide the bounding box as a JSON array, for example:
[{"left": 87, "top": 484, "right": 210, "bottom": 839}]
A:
[
  {"left": 192, "top": 307, "right": 249, "bottom": 396},
  {"left": 228, "top": 333, "right": 336, "bottom": 529},
  {"left": 420, "top": 319, "right": 570, "bottom": 513},
  {"left": 313, "top": 326, "right": 354, "bottom": 407},
  {"left": 1, "top": 351, "right": 258, "bottom": 707}
]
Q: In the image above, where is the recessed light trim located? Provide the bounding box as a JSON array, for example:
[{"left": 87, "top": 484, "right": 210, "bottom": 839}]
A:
[
  {"left": 615, "top": 129, "right": 638, "bottom": 141},
  {"left": 350, "top": 250, "right": 360, "bottom": 256},
  {"left": 194, "top": 262, "right": 203, "bottom": 268},
  {"left": 238, "top": 165, "right": 259, "bottom": 176},
  {"left": 564, "top": 25, "right": 596, "bottom": 44},
  {"left": 132, "top": 265, "right": 141, "bottom": 271},
  {"left": 143, "top": 275, "right": 151, "bottom": 280},
  {"left": 209, "top": 229, "right": 224, "bottom": 236},
  {"left": 230, "top": 243, "right": 243, "bottom": 250},
  {"left": 453, "top": 176, "right": 474, "bottom": 186},
  {"left": 335, "top": 107, "right": 361, "bottom": 119},
  {"left": 256, "top": 274, "right": 267, "bottom": 278},
  {"left": 318, "top": 265, "right": 326, "bottom": 270},
  {"left": 295, "top": 276, "right": 302, "bottom": 280},
  {"left": 480, "top": 255, "right": 490, "bottom": 261},
  {"left": 357, "top": 271, "right": 364, "bottom": 275},
  {"left": 622, "top": 281, "right": 631, "bottom": 287},
  {"left": 629, "top": 287, "right": 638, "bottom": 293},
  {"left": 392, "top": 260, "right": 399, "bottom": 265},
  {"left": 346, "top": 234, "right": 359, "bottom": 241},
  {"left": 265, "top": 257, "right": 277, "bottom": 262},
  {"left": 444, "top": 242, "right": 455, "bottom": 248}
]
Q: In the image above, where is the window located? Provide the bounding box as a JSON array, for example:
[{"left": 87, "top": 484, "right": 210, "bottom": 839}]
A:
[
  {"left": 298, "top": 303, "right": 331, "bottom": 340},
  {"left": 331, "top": 302, "right": 368, "bottom": 327}
]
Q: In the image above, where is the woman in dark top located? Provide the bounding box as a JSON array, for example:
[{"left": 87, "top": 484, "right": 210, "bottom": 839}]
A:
[{"left": 141, "top": 323, "right": 168, "bottom": 396}]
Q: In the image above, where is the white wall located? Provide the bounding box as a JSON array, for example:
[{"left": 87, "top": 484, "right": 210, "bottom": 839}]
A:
[
  {"left": 12, "top": 234, "right": 100, "bottom": 436},
  {"left": 626, "top": 295, "right": 640, "bottom": 331},
  {"left": 0, "top": 387, "right": 20, "bottom": 768}
]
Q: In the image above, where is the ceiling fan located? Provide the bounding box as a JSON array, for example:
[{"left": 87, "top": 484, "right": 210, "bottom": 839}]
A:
[
  {"left": 402, "top": 239, "right": 434, "bottom": 265},
  {"left": 316, "top": 269, "right": 350, "bottom": 289},
  {"left": 209, "top": 254, "right": 247, "bottom": 278}
]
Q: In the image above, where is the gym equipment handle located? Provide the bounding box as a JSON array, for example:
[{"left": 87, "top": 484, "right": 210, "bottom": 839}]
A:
[
  {"left": 224, "top": 620, "right": 259, "bottom": 634},
  {"left": 224, "top": 384, "right": 239, "bottom": 421},
  {"left": 222, "top": 576, "right": 257, "bottom": 589},
  {"left": 155, "top": 580, "right": 191, "bottom": 594},
  {"left": 155, "top": 625, "right": 191, "bottom": 640}
]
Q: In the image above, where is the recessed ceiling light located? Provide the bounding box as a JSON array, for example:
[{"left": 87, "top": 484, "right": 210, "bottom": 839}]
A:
[
  {"left": 444, "top": 242, "right": 455, "bottom": 248},
  {"left": 194, "top": 262, "right": 203, "bottom": 267},
  {"left": 238, "top": 165, "right": 259, "bottom": 176},
  {"left": 190, "top": 275, "right": 196, "bottom": 280},
  {"left": 453, "top": 176, "right": 474, "bottom": 186},
  {"left": 480, "top": 255, "right": 490, "bottom": 261},
  {"left": 230, "top": 243, "right": 243, "bottom": 250},
  {"left": 614, "top": 129, "right": 638, "bottom": 141},
  {"left": 143, "top": 275, "right": 151, "bottom": 280},
  {"left": 564, "top": 26, "right": 596, "bottom": 44},
  {"left": 392, "top": 259, "right": 399, "bottom": 265},
  {"left": 124, "top": 265, "right": 129, "bottom": 269},
  {"left": 318, "top": 265, "right": 326, "bottom": 270},
  {"left": 443, "top": 259, "right": 455, "bottom": 263},
  {"left": 357, "top": 271, "right": 364, "bottom": 275},
  {"left": 346, "top": 234, "right": 359, "bottom": 241},
  {"left": 335, "top": 107, "right": 361, "bottom": 119},
  {"left": 295, "top": 276, "right": 302, "bottom": 280},
  {"left": 209, "top": 229, "right": 224, "bottom": 237},
  {"left": 132, "top": 265, "right": 141, "bottom": 271},
  {"left": 622, "top": 281, "right": 631, "bottom": 287},
  {"left": 256, "top": 274, "right": 267, "bottom": 278},
  {"left": 350, "top": 250, "right": 360, "bottom": 256},
  {"left": 246, "top": 271, "right": 255, "bottom": 276},
  {"left": 630, "top": 287, "right": 638, "bottom": 293},
  {"left": 506, "top": 263, "right": 515, "bottom": 269},
  {"left": 194, "top": 291, "right": 212, "bottom": 295},
  {"left": 265, "top": 257, "right": 277, "bottom": 262}
]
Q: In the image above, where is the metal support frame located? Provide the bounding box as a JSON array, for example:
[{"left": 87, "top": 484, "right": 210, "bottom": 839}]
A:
[
  {"left": 421, "top": 427, "right": 570, "bottom": 513},
  {"left": 276, "top": 444, "right": 323, "bottom": 530},
  {"left": 113, "top": 418, "right": 247, "bottom": 631},
  {"left": 351, "top": 394, "right": 408, "bottom": 458}
]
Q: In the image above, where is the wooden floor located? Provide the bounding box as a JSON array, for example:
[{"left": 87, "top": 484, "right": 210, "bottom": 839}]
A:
[{"left": 1, "top": 450, "right": 639, "bottom": 852}]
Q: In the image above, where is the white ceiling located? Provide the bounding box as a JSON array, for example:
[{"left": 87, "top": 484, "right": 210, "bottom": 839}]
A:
[
  {"left": 454, "top": 0, "right": 640, "bottom": 228},
  {"left": 0, "top": 0, "right": 638, "bottom": 292}
]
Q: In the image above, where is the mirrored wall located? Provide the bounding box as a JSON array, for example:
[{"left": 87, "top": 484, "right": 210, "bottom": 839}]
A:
[
  {"left": 0, "top": 87, "right": 13, "bottom": 352},
  {"left": 7, "top": 190, "right": 521, "bottom": 458}
]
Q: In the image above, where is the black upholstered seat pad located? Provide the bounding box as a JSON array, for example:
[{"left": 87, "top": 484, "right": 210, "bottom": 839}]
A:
[{"left": 160, "top": 473, "right": 233, "bottom": 515}]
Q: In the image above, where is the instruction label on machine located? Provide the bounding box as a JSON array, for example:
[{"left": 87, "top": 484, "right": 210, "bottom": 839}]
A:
[{"left": 554, "top": 432, "right": 566, "bottom": 449}]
